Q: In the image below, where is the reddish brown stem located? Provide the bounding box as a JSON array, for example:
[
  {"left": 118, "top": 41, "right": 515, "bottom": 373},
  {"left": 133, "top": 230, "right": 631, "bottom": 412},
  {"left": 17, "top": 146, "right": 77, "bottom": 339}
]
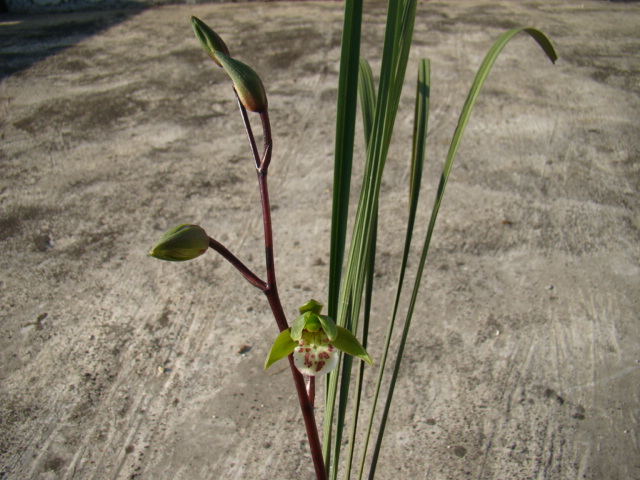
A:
[
  {"left": 236, "top": 90, "right": 261, "bottom": 170},
  {"left": 234, "top": 103, "right": 327, "bottom": 480},
  {"left": 206, "top": 234, "right": 325, "bottom": 480},
  {"left": 265, "top": 289, "right": 325, "bottom": 480},
  {"left": 306, "top": 375, "right": 316, "bottom": 409},
  {"left": 207, "top": 236, "right": 266, "bottom": 291},
  {"left": 259, "top": 112, "right": 272, "bottom": 172}
]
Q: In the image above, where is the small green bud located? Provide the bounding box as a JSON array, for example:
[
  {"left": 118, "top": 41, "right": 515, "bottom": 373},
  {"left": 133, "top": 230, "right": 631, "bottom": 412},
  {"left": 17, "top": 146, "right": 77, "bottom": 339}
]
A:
[
  {"left": 298, "top": 299, "right": 324, "bottom": 315},
  {"left": 149, "top": 224, "right": 209, "bottom": 262},
  {"left": 214, "top": 51, "right": 268, "bottom": 113},
  {"left": 191, "top": 16, "right": 230, "bottom": 67}
]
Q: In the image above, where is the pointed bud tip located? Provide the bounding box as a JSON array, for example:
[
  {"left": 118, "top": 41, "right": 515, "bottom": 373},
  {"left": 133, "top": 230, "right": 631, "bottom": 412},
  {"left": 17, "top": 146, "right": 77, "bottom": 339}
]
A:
[{"left": 191, "top": 16, "right": 230, "bottom": 67}]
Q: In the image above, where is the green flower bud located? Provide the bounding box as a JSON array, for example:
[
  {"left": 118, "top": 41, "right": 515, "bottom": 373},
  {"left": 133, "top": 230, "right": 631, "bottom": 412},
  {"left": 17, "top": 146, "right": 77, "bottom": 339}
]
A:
[
  {"left": 298, "top": 299, "right": 323, "bottom": 315},
  {"left": 149, "top": 224, "right": 209, "bottom": 262},
  {"left": 191, "top": 16, "right": 230, "bottom": 67},
  {"left": 214, "top": 51, "right": 268, "bottom": 113}
]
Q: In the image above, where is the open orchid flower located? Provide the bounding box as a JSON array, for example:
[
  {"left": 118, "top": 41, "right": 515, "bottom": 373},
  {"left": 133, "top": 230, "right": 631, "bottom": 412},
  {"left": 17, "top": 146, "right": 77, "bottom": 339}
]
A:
[{"left": 264, "top": 300, "right": 372, "bottom": 376}]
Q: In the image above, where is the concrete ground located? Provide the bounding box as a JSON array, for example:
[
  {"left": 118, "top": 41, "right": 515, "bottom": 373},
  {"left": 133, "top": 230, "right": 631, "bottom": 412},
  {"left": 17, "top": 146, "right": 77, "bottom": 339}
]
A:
[{"left": 1, "top": 1, "right": 639, "bottom": 479}]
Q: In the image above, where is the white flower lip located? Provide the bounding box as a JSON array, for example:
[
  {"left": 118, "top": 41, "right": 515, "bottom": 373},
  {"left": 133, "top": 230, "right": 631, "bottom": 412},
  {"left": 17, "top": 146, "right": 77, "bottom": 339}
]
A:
[{"left": 292, "top": 331, "right": 338, "bottom": 376}]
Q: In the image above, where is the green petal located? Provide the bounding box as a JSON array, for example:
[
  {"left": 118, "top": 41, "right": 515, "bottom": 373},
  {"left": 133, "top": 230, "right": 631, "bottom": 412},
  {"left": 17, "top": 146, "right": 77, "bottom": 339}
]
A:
[
  {"left": 264, "top": 328, "right": 297, "bottom": 370},
  {"left": 317, "top": 314, "right": 338, "bottom": 341},
  {"left": 290, "top": 311, "right": 310, "bottom": 341},
  {"left": 332, "top": 326, "right": 372, "bottom": 365}
]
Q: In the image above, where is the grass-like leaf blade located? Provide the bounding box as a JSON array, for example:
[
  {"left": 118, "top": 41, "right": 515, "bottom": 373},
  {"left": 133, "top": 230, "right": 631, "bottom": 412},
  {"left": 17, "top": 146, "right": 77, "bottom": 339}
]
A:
[
  {"left": 357, "top": 57, "right": 430, "bottom": 480},
  {"left": 324, "top": 0, "right": 364, "bottom": 470},
  {"left": 367, "top": 28, "right": 556, "bottom": 479},
  {"left": 327, "top": 0, "right": 418, "bottom": 477}
]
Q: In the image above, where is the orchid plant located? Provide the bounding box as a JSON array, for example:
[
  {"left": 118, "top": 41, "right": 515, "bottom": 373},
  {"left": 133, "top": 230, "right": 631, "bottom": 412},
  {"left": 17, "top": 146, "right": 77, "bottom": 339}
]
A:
[{"left": 149, "top": 3, "right": 556, "bottom": 479}]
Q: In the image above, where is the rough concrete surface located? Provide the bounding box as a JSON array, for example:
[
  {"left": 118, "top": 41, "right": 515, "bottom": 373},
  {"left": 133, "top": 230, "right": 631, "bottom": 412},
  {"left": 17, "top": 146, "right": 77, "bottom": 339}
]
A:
[{"left": 1, "top": 1, "right": 639, "bottom": 479}]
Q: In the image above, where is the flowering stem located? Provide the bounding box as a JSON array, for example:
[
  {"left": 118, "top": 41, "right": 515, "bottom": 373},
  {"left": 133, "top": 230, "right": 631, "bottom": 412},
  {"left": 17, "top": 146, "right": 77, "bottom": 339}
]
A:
[
  {"left": 236, "top": 90, "right": 261, "bottom": 170},
  {"left": 236, "top": 101, "right": 327, "bottom": 480},
  {"left": 306, "top": 375, "right": 316, "bottom": 409},
  {"left": 264, "top": 289, "right": 326, "bottom": 480},
  {"left": 207, "top": 236, "right": 266, "bottom": 291}
]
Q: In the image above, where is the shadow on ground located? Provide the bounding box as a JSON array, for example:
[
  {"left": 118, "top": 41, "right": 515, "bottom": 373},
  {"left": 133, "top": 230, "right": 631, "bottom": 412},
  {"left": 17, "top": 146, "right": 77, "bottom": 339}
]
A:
[{"left": 0, "top": 8, "right": 144, "bottom": 82}]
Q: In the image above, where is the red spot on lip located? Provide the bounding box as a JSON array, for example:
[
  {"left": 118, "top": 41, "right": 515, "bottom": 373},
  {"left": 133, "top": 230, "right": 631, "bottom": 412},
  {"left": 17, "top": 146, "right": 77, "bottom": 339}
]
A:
[{"left": 316, "top": 361, "right": 325, "bottom": 372}]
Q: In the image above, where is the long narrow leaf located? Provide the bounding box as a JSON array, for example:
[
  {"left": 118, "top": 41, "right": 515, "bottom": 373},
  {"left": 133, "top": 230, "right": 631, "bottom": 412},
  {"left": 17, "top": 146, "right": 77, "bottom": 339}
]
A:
[
  {"left": 327, "top": 0, "right": 418, "bottom": 477},
  {"left": 324, "top": 0, "right": 364, "bottom": 470},
  {"left": 358, "top": 58, "right": 430, "bottom": 480},
  {"left": 343, "top": 214, "right": 376, "bottom": 479},
  {"left": 328, "top": 0, "right": 420, "bottom": 476},
  {"left": 342, "top": 62, "right": 378, "bottom": 478},
  {"left": 337, "top": 0, "right": 417, "bottom": 328},
  {"left": 328, "top": 1, "right": 403, "bottom": 465},
  {"left": 439, "top": 28, "right": 556, "bottom": 200},
  {"left": 367, "top": 28, "right": 556, "bottom": 479},
  {"left": 328, "top": 0, "right": 364, "bottom": 321},
  {"left": 358, "top": 59, "right": 376, "bottom": 145}
]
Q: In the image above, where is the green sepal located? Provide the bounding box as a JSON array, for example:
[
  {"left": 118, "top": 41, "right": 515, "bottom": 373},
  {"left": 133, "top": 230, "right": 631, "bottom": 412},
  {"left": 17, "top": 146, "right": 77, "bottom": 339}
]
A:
[
  {"left": 264, "top": 328, "right": 298, "bottom": 370},
  {"left": 332, "top": 326, "right": 372, "bottom": 365},
  {"left": 191, "top": 16, "right": 230, "bottom": 67},
  {"left": 149, "top": 224, "right": 209, "bottom": 262},
  {"left": 213, "top": 51, "right": 268, "bottom": 113},
  {"left": 298, "top": 299, "right": 324, "bottom": 315},
  {"left": 317, "top": 314, "right": 338, "bottom": 341}
]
